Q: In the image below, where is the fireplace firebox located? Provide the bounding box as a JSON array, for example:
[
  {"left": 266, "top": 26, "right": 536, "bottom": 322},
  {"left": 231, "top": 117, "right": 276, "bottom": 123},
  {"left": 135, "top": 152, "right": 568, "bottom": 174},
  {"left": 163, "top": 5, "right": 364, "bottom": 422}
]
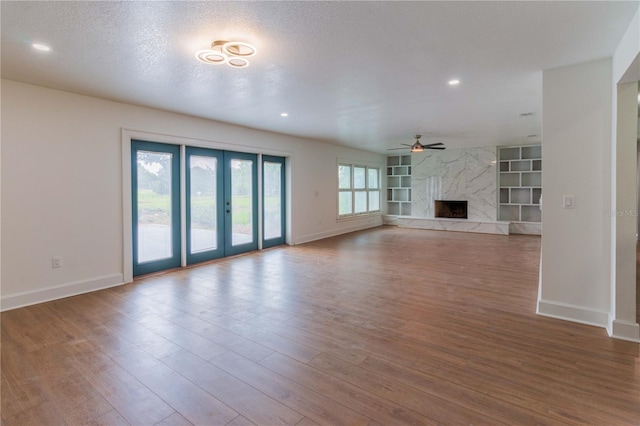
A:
[{"left": 435, "top": 200, "right": 468, "bottom": 219}]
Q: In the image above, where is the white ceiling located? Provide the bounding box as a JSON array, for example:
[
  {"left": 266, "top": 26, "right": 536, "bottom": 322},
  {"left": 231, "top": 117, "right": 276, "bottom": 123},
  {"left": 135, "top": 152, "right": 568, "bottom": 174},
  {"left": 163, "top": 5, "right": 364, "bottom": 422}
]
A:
[{"left": 1, "top": 1, "right": 637, "bottom": 153}]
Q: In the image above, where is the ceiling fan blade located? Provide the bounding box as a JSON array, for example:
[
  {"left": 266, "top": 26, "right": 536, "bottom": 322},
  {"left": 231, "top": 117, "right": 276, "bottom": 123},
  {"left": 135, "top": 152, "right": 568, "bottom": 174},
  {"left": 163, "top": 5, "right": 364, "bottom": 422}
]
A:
[
  {"left": 400, "top": 143, "right": 413, "bottom": 147},
  {"left": 423, "top": 142, "right": 444, "bottom": 147},
  {"left": 426, "top": 146, "right": 446, "bottom": 150}
]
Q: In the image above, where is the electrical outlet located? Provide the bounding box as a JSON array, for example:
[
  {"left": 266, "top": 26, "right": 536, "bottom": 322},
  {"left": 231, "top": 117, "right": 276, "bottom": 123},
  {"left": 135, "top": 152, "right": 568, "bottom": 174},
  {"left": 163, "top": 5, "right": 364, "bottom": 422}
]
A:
[{"left": 52, "top": 257, "right": 62, "bottom": 268}]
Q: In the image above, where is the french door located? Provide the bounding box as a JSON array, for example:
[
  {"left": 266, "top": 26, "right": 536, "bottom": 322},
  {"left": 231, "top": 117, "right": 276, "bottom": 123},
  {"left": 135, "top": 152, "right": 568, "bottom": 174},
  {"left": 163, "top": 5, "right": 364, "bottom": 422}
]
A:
[
  {"left": 223, "top": 151, "right": 258, "bottom": 257},
  {"left": 185, "top": 147, "right": 224, "bottom": 264},
  {"left": 133, "top": 141, "right": 283, "bottom": 276},
  {"left": 262, "top": 155, "right": 286, "bottom": 248},
  {"left": 132, "top": 141, "right": 181, "bottom": 276},
  {"left": 185, "top": 148, "right": 258, "bottom": 262}
]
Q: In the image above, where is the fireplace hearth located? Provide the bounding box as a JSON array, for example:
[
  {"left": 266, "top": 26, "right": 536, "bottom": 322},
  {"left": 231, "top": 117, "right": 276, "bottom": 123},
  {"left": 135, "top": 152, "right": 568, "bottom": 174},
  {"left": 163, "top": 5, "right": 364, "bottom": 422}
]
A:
[{"left": 435, "top": 200, "right": 468, "bottom": 219}]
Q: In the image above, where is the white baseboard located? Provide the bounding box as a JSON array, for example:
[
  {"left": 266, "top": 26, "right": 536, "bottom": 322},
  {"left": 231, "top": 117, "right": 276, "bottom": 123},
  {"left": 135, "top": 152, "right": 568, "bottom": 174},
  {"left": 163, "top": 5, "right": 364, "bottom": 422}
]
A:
[
  {"left": 608, "top": 317, "right": 640, "bottom": 343},
  {"left": 1, "top": 273, "right": 125, "bottom": 311},
  {"left": 537, "top": 299, "right": 609, "bottom": 329},
  {"left": 294, "top": 221, "right": 382, "bottom": 245}
]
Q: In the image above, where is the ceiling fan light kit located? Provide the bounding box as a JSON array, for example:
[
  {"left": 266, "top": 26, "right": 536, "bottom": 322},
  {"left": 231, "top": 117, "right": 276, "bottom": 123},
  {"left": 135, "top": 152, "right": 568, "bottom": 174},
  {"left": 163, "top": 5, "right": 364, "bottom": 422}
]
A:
[
  {"left": 388, "top": 135, "right": 446, "bottom": 152},
  {"left": 196, "top": 40, "right": 256, "bottom": 68}
]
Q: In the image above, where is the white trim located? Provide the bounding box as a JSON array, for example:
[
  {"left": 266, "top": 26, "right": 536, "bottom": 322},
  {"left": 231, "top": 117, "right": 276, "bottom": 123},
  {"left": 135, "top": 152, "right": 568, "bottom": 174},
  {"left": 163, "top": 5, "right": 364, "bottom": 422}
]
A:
[
  {"left": 1, "top": 274, "right": 124, "bottom": 312},
  {"left": 285, "top": 156, "right": 293, "bottom": 246},
  {"left": 294, "top": 220, "right": 382, "bottom": 245},
  {"left": 122, "top": 129, "right": 134, "bottom": 283},
  {"left": 257, "top": 154, "right": 263, "bottom": 250},
  {"left": 121, "top": 128, "right": 292, "bottom": 157},
  {"left": 608, "top": 316, "right": 640, "bottom": 342},
  {"left": 180, "top": 145, "right": 187, "bottom": 267},
  {"left": 536, "top": 299, "right": 609, "bottom": 329}
]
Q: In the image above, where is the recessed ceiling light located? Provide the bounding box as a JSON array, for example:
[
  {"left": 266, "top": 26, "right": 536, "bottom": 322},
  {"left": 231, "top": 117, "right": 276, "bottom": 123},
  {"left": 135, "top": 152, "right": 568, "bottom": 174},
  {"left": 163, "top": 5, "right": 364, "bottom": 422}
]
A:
[
  {"left": 448, "top": 79, "right": 460, "bottom": 86},
  {"left": 280, "top": 112, "right": 288, "bottom": 117},
  {"left": 32, "top": 43, "right": 51, "bottom": 52}
]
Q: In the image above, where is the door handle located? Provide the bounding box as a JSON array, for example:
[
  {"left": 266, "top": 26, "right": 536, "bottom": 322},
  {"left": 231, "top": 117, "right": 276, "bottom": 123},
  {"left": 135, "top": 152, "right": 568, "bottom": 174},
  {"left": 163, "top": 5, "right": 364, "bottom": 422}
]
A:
[{"left": 226, "top": 209, "right": 230, "bottom": 213}]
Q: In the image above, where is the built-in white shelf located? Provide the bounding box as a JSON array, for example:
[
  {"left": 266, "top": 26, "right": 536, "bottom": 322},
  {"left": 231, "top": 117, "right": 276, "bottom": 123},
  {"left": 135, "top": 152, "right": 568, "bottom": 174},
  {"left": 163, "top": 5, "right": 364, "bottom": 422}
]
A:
[
  {"left": 498, "top": 145, "right": 542, "bottom": 223},
  {"left": 387, "top": 155, "right": 411, "bottom": 216}
]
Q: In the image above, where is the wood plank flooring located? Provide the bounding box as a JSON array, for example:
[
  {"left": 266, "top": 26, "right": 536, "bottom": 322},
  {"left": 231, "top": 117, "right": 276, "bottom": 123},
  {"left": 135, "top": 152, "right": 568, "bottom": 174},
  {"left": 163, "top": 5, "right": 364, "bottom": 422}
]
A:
[{"left": 2, "top": 227, "right": 639, "bottom": 425}]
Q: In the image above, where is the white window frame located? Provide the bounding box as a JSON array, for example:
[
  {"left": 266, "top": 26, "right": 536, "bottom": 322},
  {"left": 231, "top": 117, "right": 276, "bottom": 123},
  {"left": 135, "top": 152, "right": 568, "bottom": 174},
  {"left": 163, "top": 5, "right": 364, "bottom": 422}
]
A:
[{"left": 338, "top": 162, "right": 381, "bottom": 218}]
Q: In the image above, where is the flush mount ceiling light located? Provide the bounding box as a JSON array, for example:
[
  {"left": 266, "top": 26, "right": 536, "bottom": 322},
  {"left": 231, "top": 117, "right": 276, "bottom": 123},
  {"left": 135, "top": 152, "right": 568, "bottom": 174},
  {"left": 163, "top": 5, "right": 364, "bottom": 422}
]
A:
[
  {"left": 196, "top": 40, "right": 256, "bottom": 68},
  {"left": 448, "top": 79, "right": 460, "bottom": 86},
  {"left": 32, "top": 43, "right": 51, "bottom": 52}
]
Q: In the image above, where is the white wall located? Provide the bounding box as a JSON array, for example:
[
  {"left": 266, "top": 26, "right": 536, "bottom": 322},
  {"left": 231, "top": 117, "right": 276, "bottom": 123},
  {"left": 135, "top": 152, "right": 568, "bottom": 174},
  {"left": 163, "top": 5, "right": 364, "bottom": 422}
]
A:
[
  {"left": 539, "top": 59, "right": 613, "bottom": 327},
  {"left": 610, "top": 7, "right": 640, "bottom": 342},
  {"left": 1, "top": 79, "right": 385, "bottom": 310}
]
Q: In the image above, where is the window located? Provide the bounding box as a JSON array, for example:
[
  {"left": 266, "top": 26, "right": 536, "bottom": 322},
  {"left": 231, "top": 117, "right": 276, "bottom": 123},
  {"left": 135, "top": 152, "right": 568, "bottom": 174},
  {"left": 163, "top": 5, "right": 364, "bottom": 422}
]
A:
[{"left": 338, "top": 163, "right": 381, "bottom": 217}]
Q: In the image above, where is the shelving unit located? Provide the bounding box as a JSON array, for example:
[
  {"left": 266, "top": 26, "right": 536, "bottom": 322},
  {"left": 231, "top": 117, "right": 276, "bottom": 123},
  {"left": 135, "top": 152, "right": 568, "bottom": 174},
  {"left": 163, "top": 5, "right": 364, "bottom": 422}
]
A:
[
  {"left": 387, "top": 155, "right": 411, "bottom": 216},
  {"left": 498, "top": 145, "right": 542, "bottom": 223}
]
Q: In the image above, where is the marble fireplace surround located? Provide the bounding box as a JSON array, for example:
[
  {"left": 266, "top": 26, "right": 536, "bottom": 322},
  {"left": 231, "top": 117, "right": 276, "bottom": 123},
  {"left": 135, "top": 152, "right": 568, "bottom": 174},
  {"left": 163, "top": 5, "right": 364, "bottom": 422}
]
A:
[{"left": 397, "top": 146, "right": 509, "bottom": 235}]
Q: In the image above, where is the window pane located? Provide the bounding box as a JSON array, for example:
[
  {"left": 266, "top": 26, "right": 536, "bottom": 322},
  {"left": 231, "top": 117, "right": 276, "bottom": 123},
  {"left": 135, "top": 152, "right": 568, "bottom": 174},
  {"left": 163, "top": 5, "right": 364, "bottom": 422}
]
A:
[
  {"left": 369, "top": 190, "right": 380, "bottom": 211},
  {"left": 339, "top": 191, "right": 352, "bottom": 215},
  {"left": 189, "top": 155, "right": 217, "bottom": 253},
  {"left": 339, "top": 165, "right": 351, "bottom": 189},
  {"left": 231, "top": 159, "right": 254, "bottom": 246},
  {"left": 264, "top": 161, "right": 282, "bottom": 240},
  {"left": 354, "top": 191, "right": 367, "bottom": 213},
  {"left": 137, "top": 151, "right": 173, "bottom": 262},
  {"left": 354, "top": 166, "right": 366, "bottom": 189},
  {"left": 368, "top": 168, "right": 379, "bottom": 189}
]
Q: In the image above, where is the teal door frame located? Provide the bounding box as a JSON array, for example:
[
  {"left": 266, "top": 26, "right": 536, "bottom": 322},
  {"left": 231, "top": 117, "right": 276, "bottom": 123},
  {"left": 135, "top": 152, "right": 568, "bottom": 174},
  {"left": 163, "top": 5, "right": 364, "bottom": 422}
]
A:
[
  {"left": 262, "top": 155, "right": 286, "bottom": 248},
  {"left": 131, "top": 140, "right": 181, "bottom": 276},
  {"left": 185, "top": 146, "right": 225, "bottom": 265},
  {"left": 132, "top": 144, "right": 274, "bottom": 275},
  {"left": 223, "top": 151, "right": 259, "bottom": 256}
]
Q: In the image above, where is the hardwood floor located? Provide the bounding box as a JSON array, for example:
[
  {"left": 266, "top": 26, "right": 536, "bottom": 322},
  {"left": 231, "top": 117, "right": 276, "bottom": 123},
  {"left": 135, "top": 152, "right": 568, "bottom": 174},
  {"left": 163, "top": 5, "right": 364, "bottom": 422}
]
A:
[{"left": 2, "top": 227, "right": 639, "bottom": 425}]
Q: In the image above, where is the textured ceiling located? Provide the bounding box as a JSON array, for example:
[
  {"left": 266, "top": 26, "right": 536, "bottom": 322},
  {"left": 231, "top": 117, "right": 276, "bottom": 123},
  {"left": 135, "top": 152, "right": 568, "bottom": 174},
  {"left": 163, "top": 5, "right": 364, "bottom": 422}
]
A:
[{"left": 1, "top": 1, "right": 637, "bottom": 153}]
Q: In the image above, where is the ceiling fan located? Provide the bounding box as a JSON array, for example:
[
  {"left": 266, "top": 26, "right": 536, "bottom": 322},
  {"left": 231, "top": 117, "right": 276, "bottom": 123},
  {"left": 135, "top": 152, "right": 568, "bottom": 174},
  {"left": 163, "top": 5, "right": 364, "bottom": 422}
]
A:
[{"left": 388, "top": 135, "right": 446, "bottom": 152}]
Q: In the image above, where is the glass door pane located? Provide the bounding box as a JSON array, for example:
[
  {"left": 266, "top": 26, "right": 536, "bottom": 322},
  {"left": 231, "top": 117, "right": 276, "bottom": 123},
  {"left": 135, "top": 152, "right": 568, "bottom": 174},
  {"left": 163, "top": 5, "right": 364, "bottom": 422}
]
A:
[
  {"left": 224, "top": 152, "right": 258, "bottom": 256},
  {"left": 186, "top": 147, "right": 224, "bottom": 265},
  {"left": 132, "top": 140, "right": 181, "bottom": 276},
  {"left": 137, "top": 151, "right": 173, "bottom": 262},
  {"left": 190, "top": 155, "right": 217, "bottom": 252},
  {"left": 263, "top": 155, "right": 285, "bottom": 248}
]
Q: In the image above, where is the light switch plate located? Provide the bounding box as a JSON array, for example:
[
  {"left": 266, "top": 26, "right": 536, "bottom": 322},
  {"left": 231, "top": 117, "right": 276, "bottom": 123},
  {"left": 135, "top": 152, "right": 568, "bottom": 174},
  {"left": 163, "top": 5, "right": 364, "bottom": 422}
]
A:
[{"left": 563, "top": 195, "right": 574, "bottom": 209}]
